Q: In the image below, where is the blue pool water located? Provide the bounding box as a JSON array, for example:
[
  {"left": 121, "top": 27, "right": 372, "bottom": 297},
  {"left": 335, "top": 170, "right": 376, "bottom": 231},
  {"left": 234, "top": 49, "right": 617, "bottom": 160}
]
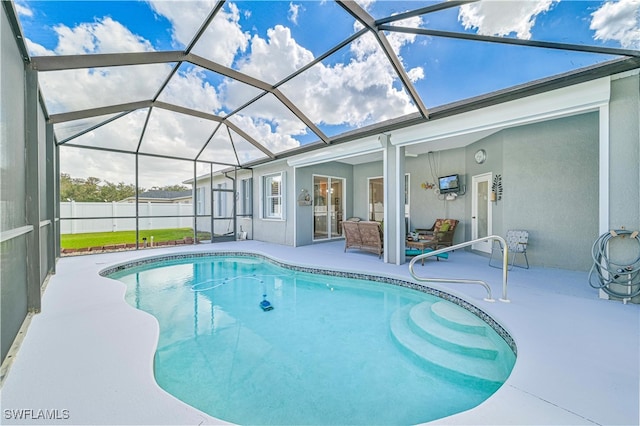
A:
[{"left": 107, "top": 254, "right": 515, "bottom": 425}]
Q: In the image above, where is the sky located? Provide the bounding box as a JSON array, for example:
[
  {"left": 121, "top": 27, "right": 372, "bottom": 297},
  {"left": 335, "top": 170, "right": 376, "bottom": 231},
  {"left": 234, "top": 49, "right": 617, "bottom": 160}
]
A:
[{"left": 14, "top": 0, "right": 640, "bottom": 187}]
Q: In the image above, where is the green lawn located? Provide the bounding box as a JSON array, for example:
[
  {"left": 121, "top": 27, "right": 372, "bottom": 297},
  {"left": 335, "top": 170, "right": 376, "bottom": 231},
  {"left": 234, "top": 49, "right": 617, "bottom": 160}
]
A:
[{"left": 61, "top": 228, "right": 211, "bottom": 249}]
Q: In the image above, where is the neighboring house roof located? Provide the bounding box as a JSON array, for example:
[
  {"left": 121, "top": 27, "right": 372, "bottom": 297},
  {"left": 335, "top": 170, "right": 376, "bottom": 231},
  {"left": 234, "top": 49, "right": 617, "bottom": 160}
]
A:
[
  {"left": 140, "top": 190, "right": 191, "bottom": 199},
  {"left": 119, "top": 190, "right": 192, "bottom": 203}
]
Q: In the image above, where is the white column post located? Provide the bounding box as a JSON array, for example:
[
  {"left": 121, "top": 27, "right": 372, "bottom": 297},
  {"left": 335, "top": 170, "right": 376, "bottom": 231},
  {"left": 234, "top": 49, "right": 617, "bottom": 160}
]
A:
[
  {"left": 599, "top": 104, "right": 610, "bottom": 235},
  {"left": 598, "top": 104, "right": 610, "bottom": 300},
  {"left": 381, "top": 134, "right": 405, "bottom": 265}
]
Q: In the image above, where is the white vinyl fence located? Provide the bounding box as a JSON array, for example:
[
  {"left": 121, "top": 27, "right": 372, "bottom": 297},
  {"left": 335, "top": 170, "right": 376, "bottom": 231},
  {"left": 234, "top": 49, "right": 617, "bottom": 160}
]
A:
[{"left": 60, "top": 201, "right": 194, "bottom": 234}]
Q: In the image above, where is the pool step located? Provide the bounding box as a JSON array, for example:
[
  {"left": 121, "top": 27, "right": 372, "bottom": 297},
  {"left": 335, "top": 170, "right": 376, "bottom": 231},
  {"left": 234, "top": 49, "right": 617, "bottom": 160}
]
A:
[
  {"left": 430, "top": 301, "right": 488, "bottom": 335},
  {"left": 390, "top": 302, "right": 510, "bottom": 387},
  {"left": 409, "top": 302, "right": 498, "bottom": 360}
]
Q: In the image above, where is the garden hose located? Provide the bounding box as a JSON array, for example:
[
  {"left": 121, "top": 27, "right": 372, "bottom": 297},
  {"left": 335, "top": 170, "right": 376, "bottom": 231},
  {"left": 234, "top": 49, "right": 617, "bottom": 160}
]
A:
[{"left": 589, "top": 229, "right": 640, "bottom": 300}]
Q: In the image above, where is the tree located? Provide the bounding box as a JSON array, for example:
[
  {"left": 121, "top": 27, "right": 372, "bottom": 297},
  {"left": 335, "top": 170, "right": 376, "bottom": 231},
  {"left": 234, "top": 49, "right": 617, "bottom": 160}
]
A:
[
  {"left": 60, "top": 174, "right": 191, "bottom": 202},
  {"left": 99, "top": 181, "right": 137, "bottom": 201},
  {"left": 60, "top": 173, "right": 100, "bottom": 201},
  {"left": 60, "top": 174, "right": 138, "bottom": 202}
]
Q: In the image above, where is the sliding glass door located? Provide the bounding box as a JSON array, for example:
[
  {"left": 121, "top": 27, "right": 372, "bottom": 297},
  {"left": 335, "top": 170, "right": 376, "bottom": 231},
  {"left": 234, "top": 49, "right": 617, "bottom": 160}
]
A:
[
  {"left": 313, "top": 176, "right": 344, "bottom": 241},
  {"left": 368, "top": 177, "right": 384, "bottom": 222}
]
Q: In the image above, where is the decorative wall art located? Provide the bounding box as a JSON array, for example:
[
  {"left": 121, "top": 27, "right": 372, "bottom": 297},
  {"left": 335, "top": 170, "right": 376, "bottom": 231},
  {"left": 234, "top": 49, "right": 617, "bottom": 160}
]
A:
[
  {"left": 297, "top": 189, "right": 312, "bottom": 206},
  {"left": 421, "top": 182, "right": 435, "bottom": 190},
  {"left": 491, "top": 174, "right": 503, "bottom": 202}
]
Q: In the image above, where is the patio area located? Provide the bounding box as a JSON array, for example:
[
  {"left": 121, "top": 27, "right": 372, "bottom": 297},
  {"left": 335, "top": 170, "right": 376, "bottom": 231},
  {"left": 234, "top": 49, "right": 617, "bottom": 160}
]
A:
[{"left": 1, "top": 240, "right": 638, "bottom": 425}]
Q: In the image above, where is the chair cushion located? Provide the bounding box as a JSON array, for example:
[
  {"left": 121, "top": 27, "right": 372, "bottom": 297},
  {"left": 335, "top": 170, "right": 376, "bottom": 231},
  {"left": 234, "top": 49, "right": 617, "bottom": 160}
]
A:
[
  {"left": 439, "top": 222, "right": 450, "bottom": 232},
  {"left": 405, "top": 248, "right": 423, "bottom": 256},
  {"left": 405, "top": 248, "right": 449, "bottom": 259}
]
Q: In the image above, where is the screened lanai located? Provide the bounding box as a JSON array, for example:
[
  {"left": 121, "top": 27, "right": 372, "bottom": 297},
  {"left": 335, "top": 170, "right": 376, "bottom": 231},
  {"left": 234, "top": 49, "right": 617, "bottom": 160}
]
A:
[{"left": 2, "top": 0, "right": 640, "bottom": 366}]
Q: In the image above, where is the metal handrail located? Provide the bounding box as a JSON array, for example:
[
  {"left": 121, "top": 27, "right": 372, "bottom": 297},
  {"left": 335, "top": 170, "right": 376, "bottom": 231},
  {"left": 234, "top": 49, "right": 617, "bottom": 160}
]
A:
[{"left": 408, "top": 235, "right": 510, "bottom": 303}]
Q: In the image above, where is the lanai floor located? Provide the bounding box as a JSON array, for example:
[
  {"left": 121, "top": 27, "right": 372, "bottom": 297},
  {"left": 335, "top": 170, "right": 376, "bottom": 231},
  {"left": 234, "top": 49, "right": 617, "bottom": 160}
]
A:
[{"left": 1, "top": 240, "right": 638, "bottom": 425}]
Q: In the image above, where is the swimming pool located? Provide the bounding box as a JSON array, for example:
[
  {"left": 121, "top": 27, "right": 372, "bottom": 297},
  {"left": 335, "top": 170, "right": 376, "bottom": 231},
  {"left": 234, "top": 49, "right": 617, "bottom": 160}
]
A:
[{"left": 104, "top": 252, "right": 516, "bottom": 425}]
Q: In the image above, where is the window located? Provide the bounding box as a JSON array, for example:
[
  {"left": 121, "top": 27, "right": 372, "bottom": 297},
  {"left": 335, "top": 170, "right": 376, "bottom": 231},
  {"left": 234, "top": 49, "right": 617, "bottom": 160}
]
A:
[
  {"left": 196, "top": 187, "right": 205, "bottom": 215},
  {"left": 240, "top": 178, "right": 253, "bottom": 216},
  {"left": 215, "top": 183, "right": 226, "bottom": 217},
  {"left": 262, "top": 172, "right": 284, "bottom": 219}
]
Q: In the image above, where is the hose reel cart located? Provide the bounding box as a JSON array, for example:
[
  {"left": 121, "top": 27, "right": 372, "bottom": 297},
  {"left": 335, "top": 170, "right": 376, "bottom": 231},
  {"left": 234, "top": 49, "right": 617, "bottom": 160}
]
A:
[{"left": 589, "top": 229, "right": 640, "bottom": 304}]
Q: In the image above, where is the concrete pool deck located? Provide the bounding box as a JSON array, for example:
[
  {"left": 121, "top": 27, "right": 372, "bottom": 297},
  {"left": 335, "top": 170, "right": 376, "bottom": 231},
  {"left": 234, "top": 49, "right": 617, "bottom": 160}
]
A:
[{"left": 1, "top": 240, "right": 638, "bottom": 425}]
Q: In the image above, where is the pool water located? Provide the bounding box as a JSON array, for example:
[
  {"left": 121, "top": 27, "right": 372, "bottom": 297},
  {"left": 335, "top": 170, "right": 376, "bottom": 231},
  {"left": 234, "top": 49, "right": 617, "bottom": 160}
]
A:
[{"left": 108, "top": 255, "right": 515, "bottom": 425}]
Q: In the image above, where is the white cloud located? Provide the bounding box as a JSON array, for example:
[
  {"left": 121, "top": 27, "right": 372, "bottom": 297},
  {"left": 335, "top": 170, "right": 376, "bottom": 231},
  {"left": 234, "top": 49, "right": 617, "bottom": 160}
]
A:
[
  {"left": 354, "top": 0, "right": 375, "bottom": 12},
  {"left": 144, "top": 1, "right": 293, "bottom": 156},
  {"left": 458, "top": 0, "right": 558, "bottom": 40},
  {"left": 387, "top": 15, "right": 425, "bottom": 84},
  {"left": 53, "top": 17, "right": 156, "bottom": 55},
  {"left": 146, "top": 0, "right": 217, "bottom": 48},
  {"left": 288, "top": 3, "right": 302, "bottom": 25},
  {"left": 32, "top": 17, "right": 172, "bottom": 114},
  {"left": 159, "top": 66, "right": 222, "bottom": 113},
  {"left": 62, "top": 109, "right": 148, "bottom": 151},
  {"left": 276, "top": 31, "right": 418, "bottom": 128},
  {"left": 60, "top": 147, "right": 138, "bottom": 185},
  {"left": 228, "top": 113, "right": 302, "bottom": 153},
  {"left": 139, "top": 108, "right": 217, "bottom": 158},
  {"left": 226, "top": 16, "right": 422, "bottom": 134},
  {"left": 235, "top": 25, "right": 315, "bottom": 83},
  {"left": 149, "top": 0, "right": 250, "bottom": 67},
  {"left": 26, "top": 39, "right": 53, "bottom": 56},
  {"left": 38, "top": 63, "right": 171, "bottom": 115},
  {"left": 407, "top": 67, "right": 424, "bottom": 83},
  {"left": 590, "top": 0, "right": 640, "bottom": 49},
  {"left": 14, "top": 1, "right": 33, "bottom": 17}
]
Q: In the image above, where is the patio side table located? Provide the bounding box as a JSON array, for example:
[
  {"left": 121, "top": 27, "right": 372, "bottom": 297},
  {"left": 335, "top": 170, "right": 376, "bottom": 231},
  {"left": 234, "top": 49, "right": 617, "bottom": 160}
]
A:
[{"left": 406, "top": 238, "right": 439, "bottom": 265}]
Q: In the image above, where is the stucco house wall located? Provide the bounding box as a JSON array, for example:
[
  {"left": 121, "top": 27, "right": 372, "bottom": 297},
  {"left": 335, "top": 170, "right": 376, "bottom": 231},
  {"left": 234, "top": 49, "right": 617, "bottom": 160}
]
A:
[
  {"left": 252, "top": 160, "right": 295, "bottom": 246},
  {"left": 405, "top": 148, "right": 466, "bottom": 239},
  {"left": 245, "top": 111, "right": 600, "bottom": 271},
  {"left": 191, "top": 72, "right": 639, "bottom": 275},
  {"left": 322, "top": 112, "right": 600, "bottom": 271},
  {"left": 294, "top": 162, "right": 354, "bottom": 247},
  {"left": 499, "top": 112, "right": 598, "bottom": 270}
]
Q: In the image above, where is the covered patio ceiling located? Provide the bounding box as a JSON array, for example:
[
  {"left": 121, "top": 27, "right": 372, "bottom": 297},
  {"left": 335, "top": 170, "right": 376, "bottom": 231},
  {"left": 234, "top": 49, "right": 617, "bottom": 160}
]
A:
[{"left": 15, "top": 0, "right": 640, "bottom": 172}]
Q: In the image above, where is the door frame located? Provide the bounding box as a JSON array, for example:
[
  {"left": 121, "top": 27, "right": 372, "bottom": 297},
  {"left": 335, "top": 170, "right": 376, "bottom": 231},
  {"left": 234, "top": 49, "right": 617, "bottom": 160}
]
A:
[
  {"left": 312, "top": 174, "right": 345, "bottom": 241},
  {"left": 471, "top": 172, "right": 493, "bottom": 253},
  {"left": 211, "top": 184, "right": 236, "bottom": 242}
]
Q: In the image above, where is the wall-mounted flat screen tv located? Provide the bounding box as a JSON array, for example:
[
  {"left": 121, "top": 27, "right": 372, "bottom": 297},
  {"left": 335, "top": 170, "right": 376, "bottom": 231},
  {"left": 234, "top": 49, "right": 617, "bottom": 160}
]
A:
[{"left": 438, "top": 174, "right": 460, "bottom": 194}]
